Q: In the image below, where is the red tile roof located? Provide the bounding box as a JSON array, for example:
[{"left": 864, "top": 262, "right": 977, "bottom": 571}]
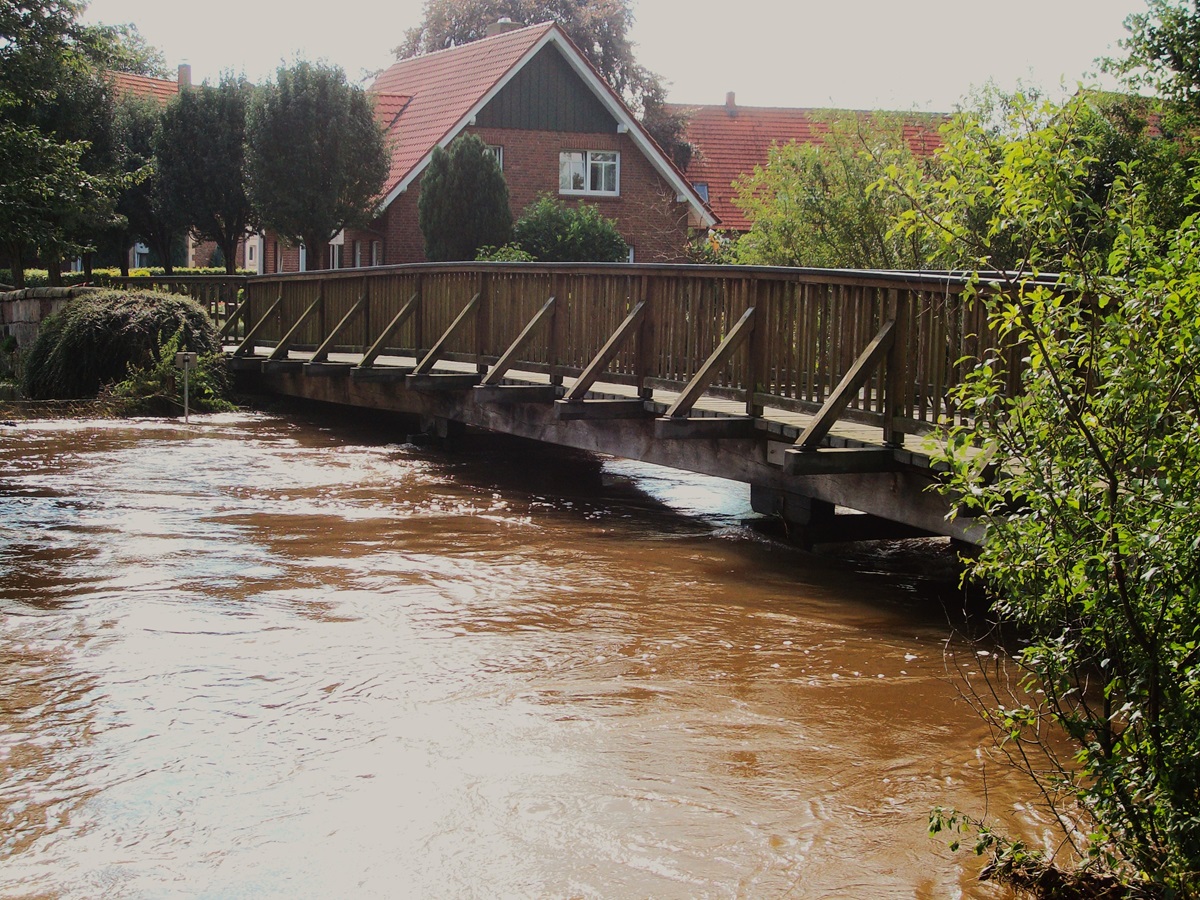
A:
[
  {"left": 110, "top": 71, "right": 180, "bottom": 105},
  {"left": 674, "top": 102, "right": 945, "bottom": 232},
  {"left": 369, "top": 22, "right": 556, "bottom": 203}
]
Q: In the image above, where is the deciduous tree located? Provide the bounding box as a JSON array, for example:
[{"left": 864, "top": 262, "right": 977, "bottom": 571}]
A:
[
  {"left": 246, "top": 61, "right": 389, "bottom": 271},
  {"left": 159, "top": 76, "right": 257, "bottom": 275},
  {"left": 889, "top": 90, "right": 1200, "bottom": 899},
  {"left": 733, "top": 114, "right": 935, "bottom": 269}
]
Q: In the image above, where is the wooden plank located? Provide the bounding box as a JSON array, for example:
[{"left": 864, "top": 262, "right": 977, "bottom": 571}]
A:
[
  {"left": 268, "top": 290, "right": 323, "bottom": 361},
  {"left": 793, "top": 318, "right": 896, "bottom": 450},
  {"left": 311, "top": 291, "right": 368, "bottom": 363},
  {"left": 412, "top": 293, "right": 480, "bottom": 375},
  {"left": 234, "top": 295, "right": 282, "bottom": 357},
  {"left": 481, "top": 295, "right": 556, "bottom": 385},
  {"left": 360, "top": 293, "right": 419, "bottom": 368},
  {"left": 562, "top": 301, "right": 646, "bottom": 401},
  {"left": 663, "top": 306, "right": 756, "bottom": 419}
]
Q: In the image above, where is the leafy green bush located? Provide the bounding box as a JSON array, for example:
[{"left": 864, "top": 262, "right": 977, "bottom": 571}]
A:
[
  {"left": 475, "top": 243, "right": 536, "bottom": 262},
  {"left": 101, "top": 328, "right": 232, "bottom": 416},
  {"left": 22, "top": 289, "right": 222, "bottom": 400},
  {"left": 511, "top": 195, "right": 628, "bottom": 262}
]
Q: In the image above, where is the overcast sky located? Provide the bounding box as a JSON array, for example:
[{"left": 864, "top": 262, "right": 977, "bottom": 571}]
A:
[{"left": 80, "top": 0, "right": 1145, "bottom": 111}]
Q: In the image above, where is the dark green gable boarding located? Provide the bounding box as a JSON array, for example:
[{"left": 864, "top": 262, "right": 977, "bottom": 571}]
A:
[{"left": 476, "top": 44, "right": 617, "bottom": 133}]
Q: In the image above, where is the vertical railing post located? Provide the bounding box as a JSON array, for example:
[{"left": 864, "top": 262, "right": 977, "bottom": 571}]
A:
[
  {"left": 412, "top": 273, "right": 423, "bottom": 356},
  {"left": 882, "top": 288, "right": 909, "bottom": 448},
  {"left": 476, "top": 271, "right": 490, "bottom": 373},
  {"left": 549, "top": 270, "right": 561, "bottom": 386},
  {"left": 633, "top": 273, "right": 652, "bottom": 398},
  {"left": 746, "top": 275, "right": 768, "bottom": 417}
]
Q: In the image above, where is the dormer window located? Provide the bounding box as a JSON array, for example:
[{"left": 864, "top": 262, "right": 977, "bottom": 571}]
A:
[{"left": 559, "top": 150, "right": 619, "bottom": 196}]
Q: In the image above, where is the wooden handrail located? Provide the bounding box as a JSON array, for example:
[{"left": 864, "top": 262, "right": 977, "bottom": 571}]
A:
[{"left": 232, "top": 263, "right": 1019, "bottom": 443}]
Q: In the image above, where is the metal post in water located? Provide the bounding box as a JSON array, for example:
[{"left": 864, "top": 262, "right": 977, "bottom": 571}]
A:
[{"left": 174, "top": 352, "right": 198, "bottom": 424}]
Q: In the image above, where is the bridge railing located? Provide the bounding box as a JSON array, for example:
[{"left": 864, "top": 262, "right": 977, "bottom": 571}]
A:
[{"left": 234, "top": 262, "right": 1019, "bottom": 443}]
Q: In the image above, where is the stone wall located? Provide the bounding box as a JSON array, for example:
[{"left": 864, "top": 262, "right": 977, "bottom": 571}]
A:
[{"left": 0, "top": 286, "right": 96, "bottom": 352}]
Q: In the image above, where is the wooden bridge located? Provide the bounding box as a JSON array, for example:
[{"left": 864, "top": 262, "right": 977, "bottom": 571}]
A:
[{"left": 126, "top": 264, "right": 1017, "bottom": 544}]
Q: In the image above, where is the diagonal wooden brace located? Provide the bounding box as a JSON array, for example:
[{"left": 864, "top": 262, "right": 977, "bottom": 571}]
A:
[
  {"left": 413, "top": 293, "right": 480, "bottom": 375},
  {"left": 664, "top": 306, "right": 756, "bottom": 418},
  {"left": 311, "top": 291, "right": 368, "bottom": 363},
  {"left": 793, "top": 318, "right": 896, "bottom": 450},
  {"left": 359, "top": 293, "right": 419, "bottom": 369},
  {"left": 268, "top": 290, "right": 323, "bottom": 361},
  {"left": 562, "top": 301, "right": 646, "bottom": 401},
  {"left": 234, "top": 295, "right": 282, "bottom": 357},
  {"left": 482, "top": 296, "right": 556, "bottom": 386}
]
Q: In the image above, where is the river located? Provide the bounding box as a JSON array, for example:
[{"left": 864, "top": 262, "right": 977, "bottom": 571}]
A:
[{"left": 0, "top": 411, "right": 1045, "bottom": 898}]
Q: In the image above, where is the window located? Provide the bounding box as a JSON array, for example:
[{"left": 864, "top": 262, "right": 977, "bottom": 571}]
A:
[
  {"left": 274, "top": 241, "right": 283, "bottom": 273},
  {"left": 298, "top": 243, "right": 307, "bottom": 271},
  {"left": 485, "top": 145, "right": 503, "bottom": 170},
  {"left": 693, "top": 182, "right": 710, "bottom": 203},
  {"left": 559, "top": 150, "right": 619, "bottom": 196},
  {"left": 353, "top": 240, "right": 362, "bottom": 268},
  {"left": 329, "top": 243, "right": 343, "bottom": 269},
  {"left": 370, "top": 241, "right": 382, "bottom": 267}
]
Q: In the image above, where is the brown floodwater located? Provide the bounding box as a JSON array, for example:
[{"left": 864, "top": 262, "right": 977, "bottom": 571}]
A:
[{"left": 0, "top": 411, "right": 1048, "bottom": 898}]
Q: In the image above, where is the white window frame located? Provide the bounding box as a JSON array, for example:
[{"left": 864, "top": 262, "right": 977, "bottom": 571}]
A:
[
  {"left": 370, "top": 240, "right": 382, "bottom": 267},
  {"left": 298, "top": 243, "right": 307, "bottom": 271},
  {"left": 485, "top": 145, "right": 504, "bottom": 170},
  {"left": 559, "top": 150, "right": 619, "bottom": 196},
  {"left": 353, "top": 240, "right": 362, "bottom": 268}
]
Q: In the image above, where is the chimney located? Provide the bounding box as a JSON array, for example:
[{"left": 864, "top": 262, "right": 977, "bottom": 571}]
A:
[
  {"left": 485, "top": 17, "right": 523, "bottom": 37},
  {"left": 177, "top": 63, "right": 192, "bottom": 90},
  {"left": 725, "top": 91, "right": 736, "bottom": 117}
]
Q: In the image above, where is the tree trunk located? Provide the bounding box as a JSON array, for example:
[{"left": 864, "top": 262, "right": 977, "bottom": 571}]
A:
[
  {"left": 222, "top": 233, "right": 239, "bottom": 275},
  {"left": 5, "top": 244, "right": 25, "bottom": 289},
  {"left": 46, "top": 253, "right": 63, "bottom": 287},
  {"left": 83, "top": 252, "right": 94, "bottom": 281}
]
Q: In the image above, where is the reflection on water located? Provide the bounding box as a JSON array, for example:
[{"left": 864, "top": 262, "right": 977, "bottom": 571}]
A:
[{"left": 1, "top": 412, "right": 1036, "bottom": 898}]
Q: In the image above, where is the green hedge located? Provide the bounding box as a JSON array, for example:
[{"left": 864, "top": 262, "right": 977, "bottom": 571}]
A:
[{"left": 1, "top": 267, "right": 252, "bottom": 289}]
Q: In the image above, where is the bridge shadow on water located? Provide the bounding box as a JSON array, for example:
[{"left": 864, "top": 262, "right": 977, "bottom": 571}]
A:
[{"left": 258, "top": 396, "right": 996, "bottom": 638}]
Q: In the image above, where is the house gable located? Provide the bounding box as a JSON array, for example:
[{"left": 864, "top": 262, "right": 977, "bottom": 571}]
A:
[
  {"left": 476, "top": 44, "right": 616, "bottom": 133},
  {"left": 371, "top": 23, "right": 713, "bottom": 228}
]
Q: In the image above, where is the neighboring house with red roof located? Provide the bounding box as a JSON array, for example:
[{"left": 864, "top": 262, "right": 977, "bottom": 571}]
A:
[
  {"left": 673, "top": 94, "right": 945, "bottom": 233},
  {"left": 266, "top": 20, "right": 715, "bottom": 272}
]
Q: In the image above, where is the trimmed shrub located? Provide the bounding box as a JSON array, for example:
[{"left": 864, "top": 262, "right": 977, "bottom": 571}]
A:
[
  {"left": 22, "top": 290, "right": 221, "bottom": 400},
  {"left": 0, "top": 267, "right": 253, "bottom": 289},
  {"left": 512, "top": 195, "right": 628, "bottom": 262},
  {"left": 418, "top": 134, "right": 512, "bottom": 261}
]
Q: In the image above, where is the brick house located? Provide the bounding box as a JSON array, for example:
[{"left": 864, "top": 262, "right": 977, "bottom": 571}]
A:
[
  {"left": 265, "top": 20, "right": 715, "bottom": 272},
  {"left": 672, "top": 94, "right": 945, "bottom": 233}
]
